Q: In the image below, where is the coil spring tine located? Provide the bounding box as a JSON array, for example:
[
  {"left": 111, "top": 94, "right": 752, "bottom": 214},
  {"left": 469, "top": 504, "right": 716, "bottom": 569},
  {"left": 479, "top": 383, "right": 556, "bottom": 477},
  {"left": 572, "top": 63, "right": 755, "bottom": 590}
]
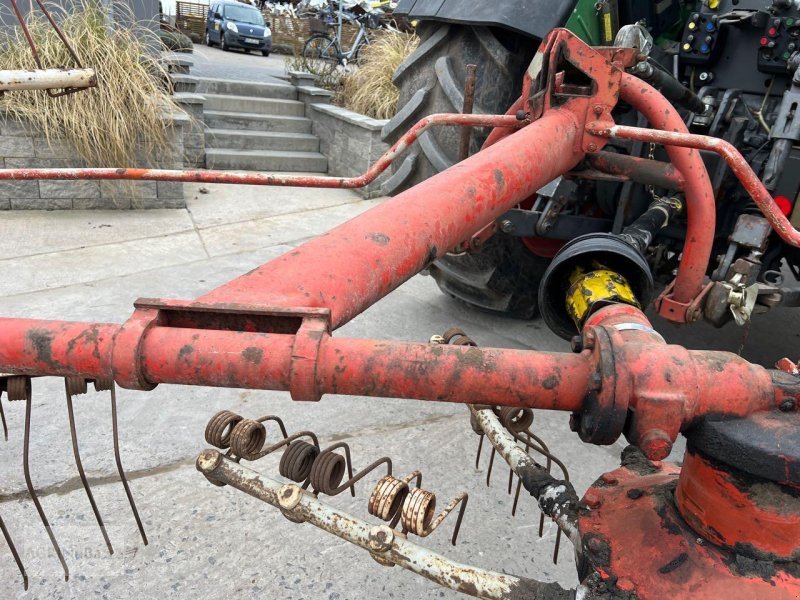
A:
[
  {"left": 0, "top": 510, "right": 27, "bottom": 590},
  {"left": 109, "top": 384, "right": 148, "bottom": 546},
  {"left": 279, "top": 437, "right": 320, "bottom": 485},
  {"left": 205, "top": 410, "right": 244, "bottom": 450},
  {"left": 402, "top": 487, "right": 469, "bottom": 546},
  {"left": 0, "top": 394, "right": 7, "bottom": 442},
  {"left": 311, "top": 442, "right": 391, "bottom": 497},
  {"left": 64, "top": 378, "right": 113, "bottom": 555},
  {"left": 511, "top": 432, "right": 532, "bottom": 517},
  {"left": 12, "top": 377, "right": 70, "bottom": 581},
  {"left": 368, "top": 470, "right": 423, "bottom": 529}
]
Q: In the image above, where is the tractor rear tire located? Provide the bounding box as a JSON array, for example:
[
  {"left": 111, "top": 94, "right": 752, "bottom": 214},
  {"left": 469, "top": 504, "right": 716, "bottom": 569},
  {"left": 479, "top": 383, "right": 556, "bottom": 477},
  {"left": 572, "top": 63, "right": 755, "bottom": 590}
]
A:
[{"left": 383, "top": 23, "right": 549, "bottom": 318}]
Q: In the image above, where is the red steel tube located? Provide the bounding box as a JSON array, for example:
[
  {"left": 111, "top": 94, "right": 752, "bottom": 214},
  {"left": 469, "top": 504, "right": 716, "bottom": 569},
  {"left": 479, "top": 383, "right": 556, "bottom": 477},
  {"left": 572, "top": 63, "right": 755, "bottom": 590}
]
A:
[
  {"left": 0, "top": 114, "right": 522, "bottom": 191},
  {"left": 618, "top": 73, "right": 715, "bottom": 305},
  {"left": 200, "top": 107, "right": 586, "bottom": 329},
  {"left": 583, "top": 152, "right": 685, "bottom": 191},
  {"left": 137, "top": 327, "right": 590, "bottom": 410},
  {"left": 598, "top": 124, "right": 800, "bottom": 248},
  {"left": 0, "top": 318, "right": 117, "bottom": 378}
]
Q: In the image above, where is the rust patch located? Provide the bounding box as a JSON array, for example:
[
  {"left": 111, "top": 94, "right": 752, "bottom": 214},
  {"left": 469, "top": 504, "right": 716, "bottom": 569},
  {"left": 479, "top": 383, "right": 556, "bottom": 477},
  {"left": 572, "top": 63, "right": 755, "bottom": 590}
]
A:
[
  {"left": 367, "top": 232, "right": 390, "bottom": 246},
  {"left": 178, "top": 344, "right": 194, "bottom": 361},
  {"left": 542, "top": 375, "right": 559, "bottom": 390},
  {"left": 27, "top": 328, "right": 59, "bottom": 367},
  {"left": 242, "top": 347, "right": 264, "bottom": 364}
]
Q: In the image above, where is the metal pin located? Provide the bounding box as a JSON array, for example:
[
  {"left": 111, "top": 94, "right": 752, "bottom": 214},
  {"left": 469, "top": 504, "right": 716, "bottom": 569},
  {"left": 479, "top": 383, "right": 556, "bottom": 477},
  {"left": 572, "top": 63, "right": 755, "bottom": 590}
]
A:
[
  {"left": 65, "top": 377, "right": 113, "bottom": 555},
  {"left": 474, "top": 434, "right": 484, "bottom": 469},
  {"left": 0, "top": 511, "right": 27, "bottom": 589},
  {"left": 105, "top": 381, "right": 148, "bottom": 546},
  {"left": 15, "top": 377, "right": 70, "bottom": 581},
  {"left": 0, "top": 393, "right": 7, "bottom": 441},
  {"left": 486, "top": 446, "right": 496, "bottom": 487}
]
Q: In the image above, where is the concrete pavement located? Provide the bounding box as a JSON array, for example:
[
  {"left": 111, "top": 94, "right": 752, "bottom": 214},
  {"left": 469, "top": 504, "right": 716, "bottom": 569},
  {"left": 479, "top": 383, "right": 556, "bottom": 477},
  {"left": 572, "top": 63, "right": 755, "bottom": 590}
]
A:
[{"left": 1, "top": 181, "right": 799, "bottom": 599}]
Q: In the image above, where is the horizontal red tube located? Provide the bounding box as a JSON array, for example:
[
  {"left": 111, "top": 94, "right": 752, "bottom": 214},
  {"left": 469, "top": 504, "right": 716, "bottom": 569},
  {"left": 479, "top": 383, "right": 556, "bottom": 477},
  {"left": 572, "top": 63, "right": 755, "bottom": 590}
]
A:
[
  {"left": 138, "top": 327, "right": 590, "bottom": 411},
  {"left": 618, "top": 73, "right": 715, "bottom": 305},
  {"left": 200, "top": 107, "right": 585, "bottom": 329},
  {"left": 0, "top": 114, "right": 522, "bottom": 191},
  {"left": 598, "top": 123, "right": 800, "bottom": 248},
  {"left": 0, "top": 318, "right": 117, "bottom": 378}
]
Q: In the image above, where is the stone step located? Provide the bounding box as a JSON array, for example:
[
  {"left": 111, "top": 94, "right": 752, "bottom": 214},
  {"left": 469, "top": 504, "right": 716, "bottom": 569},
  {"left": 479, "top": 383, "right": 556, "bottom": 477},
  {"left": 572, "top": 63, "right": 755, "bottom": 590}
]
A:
[
  {"left": 194, "top": 76, "right": 297, "bottom": 100},
  {"left": 206, "top": 149, "right": 328, "bottom": 172},
  {"left": 206, "top": 129, "right": 320, "bottom": 152},
  {"left": 203, "top": 93, "right": 305, "bottom": 116},
  {"left": 170, "top": 74, "right": 198, "bottom": 94},
  {"left": 204, "top": 110, "right": 313, "bottom": 133}
]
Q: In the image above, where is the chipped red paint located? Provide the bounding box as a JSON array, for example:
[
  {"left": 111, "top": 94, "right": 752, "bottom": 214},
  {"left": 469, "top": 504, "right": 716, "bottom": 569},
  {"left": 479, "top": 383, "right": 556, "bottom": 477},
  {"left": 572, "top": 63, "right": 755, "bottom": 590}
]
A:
[
  {"left": 578, "top": 463, "right": 800, "bottom": 600},
  {"left": 676, "top": 449, "right": 800, "bottom": 561}
]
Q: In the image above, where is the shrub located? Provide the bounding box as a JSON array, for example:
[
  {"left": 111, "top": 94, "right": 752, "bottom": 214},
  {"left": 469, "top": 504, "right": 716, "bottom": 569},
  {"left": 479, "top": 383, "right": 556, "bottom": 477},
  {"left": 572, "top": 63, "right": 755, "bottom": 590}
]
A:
[
  {"left": 340, "top": 31, "right": 418, "bottom": 119},
  {"left": 159, "top": 29, "right": 194, "bottom": 52},
  {"left": 0, "top": 2, "right": 184, "bottom": 168}
]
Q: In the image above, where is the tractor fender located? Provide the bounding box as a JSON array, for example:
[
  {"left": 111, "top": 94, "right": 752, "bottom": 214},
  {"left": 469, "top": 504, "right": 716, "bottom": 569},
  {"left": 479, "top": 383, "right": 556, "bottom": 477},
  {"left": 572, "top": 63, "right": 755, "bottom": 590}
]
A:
[{"left": 393, "top": 0, "right": 578, "bottom": 40}]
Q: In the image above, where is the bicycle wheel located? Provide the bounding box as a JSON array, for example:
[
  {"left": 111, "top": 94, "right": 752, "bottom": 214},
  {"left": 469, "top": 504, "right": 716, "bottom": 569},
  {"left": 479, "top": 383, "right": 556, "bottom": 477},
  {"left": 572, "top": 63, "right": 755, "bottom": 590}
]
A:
[{"left": 302, "top": 34, "right": 338, "bottom": 78}]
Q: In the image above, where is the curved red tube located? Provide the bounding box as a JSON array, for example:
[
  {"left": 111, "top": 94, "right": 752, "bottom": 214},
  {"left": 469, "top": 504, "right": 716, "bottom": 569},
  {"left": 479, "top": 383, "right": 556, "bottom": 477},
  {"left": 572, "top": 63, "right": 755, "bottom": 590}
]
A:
[{"left": 619, "top": 73, "right": 716, "bottom": 309}]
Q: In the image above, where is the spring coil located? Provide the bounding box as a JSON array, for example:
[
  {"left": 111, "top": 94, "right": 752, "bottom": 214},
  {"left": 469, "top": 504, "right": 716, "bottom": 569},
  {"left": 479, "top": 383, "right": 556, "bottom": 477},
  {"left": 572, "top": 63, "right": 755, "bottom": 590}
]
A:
[
  {"left": 64, "top": 376, "right": 88, "bottom": 397},
  {"left": 93, "top": 378, "right": 114, "bottom": 392},
  {"left": 6, "top": 376, "right": 31, "bottom": 402},
  {"left": 400, "top": 487, "right": 468, "bottom": 546},
  {"left": 204, "top": 410, "right": 243, "bottom": 449},
  {"left": 230, "top": 419, "right": 267, "bottom": 459},
  {"left": 441, "top": 327, "right": 476, "bottom": 347},
  {"left": 279, "top": 440, "right": 320, "bottom": 483},
  {"left": 309, "top": 449, "right": 349, "bottom": 495},
  {"left": 497, "top": 407, "right": 534, "bottom": 433},
  {"left": 367, "top": 471, "right": 421, "bottom": 526}
]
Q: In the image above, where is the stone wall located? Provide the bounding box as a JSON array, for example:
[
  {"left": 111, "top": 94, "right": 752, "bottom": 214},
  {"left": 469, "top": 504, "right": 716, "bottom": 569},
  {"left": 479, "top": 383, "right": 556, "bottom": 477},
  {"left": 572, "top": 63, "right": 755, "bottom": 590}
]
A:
[
  {"left": 0, "top": 112, "right": 187, "bottom": 209},
  {"left": 309, "top": 103, "right": 389, "bottom": 199}
]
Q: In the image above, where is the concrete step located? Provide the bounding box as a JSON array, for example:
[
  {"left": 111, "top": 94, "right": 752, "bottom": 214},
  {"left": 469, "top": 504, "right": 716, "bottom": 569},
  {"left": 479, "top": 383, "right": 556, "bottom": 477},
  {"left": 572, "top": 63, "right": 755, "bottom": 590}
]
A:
[
  {"left": 203, "top": 93, "right": 305, "bottom": 116},
  {"left": 194, "top": 76, "right": 297, "bottom": 100},
  {"left": 206, "top": 129, "right": 320, "bottom": 152},
  {"left": 170, "top": 74, "right": 198, "bottom": 94},
  {"left": 206, "top": 149, "right": 328, "bottom": 172},
  {"left": 204, "top": 110, "right": 313, "bottom": 134}
]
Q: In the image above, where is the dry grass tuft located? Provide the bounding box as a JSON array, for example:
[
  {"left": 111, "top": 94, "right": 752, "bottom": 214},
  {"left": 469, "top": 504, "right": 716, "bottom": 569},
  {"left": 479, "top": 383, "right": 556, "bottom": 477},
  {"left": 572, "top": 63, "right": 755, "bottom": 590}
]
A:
[
  {"left": 340, "top": 31, "right": 418, "bottom": 119},
  {"left": 0, "top": 2, "right": 181, "bottom": 167}
]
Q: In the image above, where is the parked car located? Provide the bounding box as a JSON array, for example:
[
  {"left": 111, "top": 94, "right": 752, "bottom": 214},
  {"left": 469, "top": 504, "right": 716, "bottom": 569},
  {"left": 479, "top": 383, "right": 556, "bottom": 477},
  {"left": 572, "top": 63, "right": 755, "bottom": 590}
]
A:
[{"left": 205, "top": 0, "right": 272, "bottom": 56}]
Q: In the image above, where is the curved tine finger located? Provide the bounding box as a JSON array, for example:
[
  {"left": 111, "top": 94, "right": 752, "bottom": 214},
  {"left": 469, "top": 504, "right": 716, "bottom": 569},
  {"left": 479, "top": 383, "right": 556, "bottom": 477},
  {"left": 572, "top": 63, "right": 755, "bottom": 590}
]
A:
[
  {"left": 486, "top": 446, "right": 495, "bottom": 487},
  {"left": 254, "top": 430, "right": 318, "bottom": 460},
  {"left": 554, "top": 529, "right": 562, "bottom": 564},
  {"left": 513, "top": 430, "right": 569, "bottom": 481},
  {"left": 65, "top": 381, "right": 113, "bottom": 555},
  {"left": 475, "top": 434, "right": 484, "bottom": 469},
  {"left": 508, "top": 465, "right": 514, "bottom": 495},
  {"left": 420, "top": 493, "right": 468, "bottom": 546},
  {"left": 512, "top": 476, "right": 523, "bottom": 516},
  {"left": 0, "top": 512, "right": 27, "bottom": 590},
  {"left": 255, "top": 415, "right": 289, "bottom": 439},
  {"left": 402, "top": 470, "right": 422, "bottom": 488},
  {"left": 23, "top": 392, "right": 69, "bottom": 581},
  {"left": 110, "top": 385, "right": 148, "bottom": 545},
  {"left": 330, "top": 456, "right": 393, "bottom": 497},
  {"left": 0, "top": 395, "right": 7, "bottom": 442}
]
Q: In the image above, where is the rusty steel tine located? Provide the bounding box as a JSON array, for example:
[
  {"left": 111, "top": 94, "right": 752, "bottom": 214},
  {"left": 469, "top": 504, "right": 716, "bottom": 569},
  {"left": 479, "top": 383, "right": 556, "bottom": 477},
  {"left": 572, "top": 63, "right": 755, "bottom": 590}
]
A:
[
  {"left": 458, "top": 64, "right": 478, "bottom": 161},
  {"left": 65, "top": 379, "right": 113, "bottom": 555},
  {"left": 554, "top": 528, "right": 562, "bottom": 564},
  {"left": 110, "top": 384, "right": 148, "bottom": 545},
  {"left": 255, "top": 415, "right": 289, "bottom": 439},
  {"left": 0, "top": 393, "right": 7, "bottom": 441},
  {"left": 508, "top": 464, "right": 514, "bottom": 495},
  {"left": 0, "top": 511, "right": 27, "bottom": 590},
  {"left": 474, "top": 433, "right": 484, "bottom": 469},
  {"left": 311, "top": 443, "right": 391, "bottom": 498},
  {"left": 511, "top": 433, "right": 532, "bottom": 517},
  {"left": 254, "top": 429, "right": 319, "bottom": 461},
  {"left": 21, "top": 387, "right": 69, "bottom": 581},
  {"left": 405, "top": 491, "right": 469, "bottom": 546},
  {"left": 486, "top": 446, "right": 496, "bottom": 487}
]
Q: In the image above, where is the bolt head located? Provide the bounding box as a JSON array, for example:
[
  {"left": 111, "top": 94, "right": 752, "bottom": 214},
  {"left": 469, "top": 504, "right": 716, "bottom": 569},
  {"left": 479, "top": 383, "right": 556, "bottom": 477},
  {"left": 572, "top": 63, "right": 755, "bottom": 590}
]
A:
[
  {"left": 570, "top": 335, "right": 584, "bottom": 353},
  {"left": 639, "top": 430, "right": 673, "bottom": 461},
  {"left": 278, "top": 484, "right": 303, "bottom": 510},
  {"left": 593, "top": 105, "right": 604, "bottom": 115},
  {"left": 368, "top": 525, "right": 395, "bottom": 553},
  {"left": 500, "top": 219, "right": 515, "bottom": 233},
  {"left": 780, "top": 399, "right": 796, "bottom": 412},
  {"left": 587, "top": 142, "right": 598, "bottom": 152}
]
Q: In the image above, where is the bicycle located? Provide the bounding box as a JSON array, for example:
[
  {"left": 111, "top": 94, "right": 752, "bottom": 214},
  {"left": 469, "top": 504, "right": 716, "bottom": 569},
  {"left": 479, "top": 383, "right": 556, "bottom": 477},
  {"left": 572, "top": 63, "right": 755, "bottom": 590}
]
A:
[{"left": 301, "top": 2, "right": 379, "bottom": 74}]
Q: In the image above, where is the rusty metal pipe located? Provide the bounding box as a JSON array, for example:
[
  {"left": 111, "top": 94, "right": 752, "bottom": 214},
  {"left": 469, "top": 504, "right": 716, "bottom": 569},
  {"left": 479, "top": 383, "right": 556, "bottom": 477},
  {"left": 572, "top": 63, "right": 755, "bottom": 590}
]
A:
[
  {"left": 196, "top": 450, "right": 575, "bottom": 600},
  {"left": 618, "top": 73, "right": 715, "bottom": 313},
  {"left": 583, "top": 152, "right": 685, "bottom": 191},
  {"left": 0, "top": 113, "right": 522, "bottom": 191},
  {"left": 594, "top": 124, "right": 800, "bottom": 248}
]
